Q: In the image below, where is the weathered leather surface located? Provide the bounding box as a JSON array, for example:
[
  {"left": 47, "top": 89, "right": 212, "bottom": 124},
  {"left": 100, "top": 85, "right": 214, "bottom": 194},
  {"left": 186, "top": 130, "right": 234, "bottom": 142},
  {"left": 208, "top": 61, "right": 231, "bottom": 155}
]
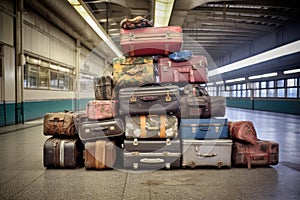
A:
[
  {"left": 43, "top": 112, "right": 76, "bottom": 136},
  {"left": 228, "top": 121, "right": 258, "bottom": 145}
]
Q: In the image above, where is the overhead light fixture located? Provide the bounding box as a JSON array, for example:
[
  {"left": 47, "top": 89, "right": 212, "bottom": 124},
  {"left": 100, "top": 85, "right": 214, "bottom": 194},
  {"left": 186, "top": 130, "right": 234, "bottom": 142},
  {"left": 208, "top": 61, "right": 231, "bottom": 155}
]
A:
[
  {"left": 67, "top": 0, "right": 122, "bottom": 57},
  {"left": 154, "top": 0, "right": 175, "bottom": 27},
  {"left": 216, "top": 81, "right": 224, "bottom": 85},
  {"left": 208, "top": 40, "right": 300, "bottom": 77},
  {"left": 248, "top": 72, "right": 278, "bottom": 80},
  {"left": 225, "top": 78, "right": 245, "bottom": 83},
  {"left": 283, "top": 68, "right": 300, "bottom": 74}
]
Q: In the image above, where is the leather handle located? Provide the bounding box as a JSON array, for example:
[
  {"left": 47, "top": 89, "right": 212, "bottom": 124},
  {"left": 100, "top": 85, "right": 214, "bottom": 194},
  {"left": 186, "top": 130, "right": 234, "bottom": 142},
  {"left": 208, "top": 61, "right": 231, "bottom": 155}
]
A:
[
  {"left": 91, "top": 127, "right": 109, "bottom": 132},
  {"left": 140, "top": 96, "right": 158, "bottom": 101},
  {"left": 197, "top": 153, "right": 217, "bottom": 157},
  {"left": 140, "top": 158, "right": 165, "bottom": 163},
  {"left": 174, "top": 69, "right": 195, "bottom": 82}
]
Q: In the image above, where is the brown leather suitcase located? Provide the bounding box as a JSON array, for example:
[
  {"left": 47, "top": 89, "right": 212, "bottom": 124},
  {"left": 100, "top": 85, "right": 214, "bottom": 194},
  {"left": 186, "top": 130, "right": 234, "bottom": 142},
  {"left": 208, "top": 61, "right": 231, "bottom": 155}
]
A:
[
  {"left": 43, "top": 137, "right": 84, "bottom": 168},
  {"left": 228, "top": 121, "right": 258, "bottom": 145},
  {"left": 158, "top": 56, "right": 208, "bottom": 83},
  {"left": 43, "top": 111, "right": 77, "bottom": 137},
  {"left": 94, "top": 76, "right": 114, "bottom": 100},
  {"left": 232, "top": 140, "right": 279, "bottom": 169},
  {"left": 84, "top": 140, "right": 116, "bottom": 169}
]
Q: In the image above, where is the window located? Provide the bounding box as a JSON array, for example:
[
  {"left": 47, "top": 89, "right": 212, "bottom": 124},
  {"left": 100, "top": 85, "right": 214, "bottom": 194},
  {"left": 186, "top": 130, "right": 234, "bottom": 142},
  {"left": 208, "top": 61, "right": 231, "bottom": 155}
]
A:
[
  {"left": 277, "top": 80, "right": 284, "bottom": 87},
  {"left": 268, "top": 81, "right": 274, "bottom": 88},
  {"left": 287, "top": 78, "right": 297, "bottom": 87},
  {"left": 287, "top": 88, "right": 297, "bottom": 98},
  {"left": 268, "top": 89, "right": 275, "bottom": 97},
  {"left": 277, "top": 88, "right": 285, "bottom": 97},
  {"left": 24, "top": 56, "right": 74, "bottom": 91},
  {"left": 80, "top": 75, "right": 93, "bottom": 91},
  {"left": 261, "top": 81, "right": 266, "bottom": 89},
  {"left": 261, "top": 89, "right": 267, "bottom": 97}
]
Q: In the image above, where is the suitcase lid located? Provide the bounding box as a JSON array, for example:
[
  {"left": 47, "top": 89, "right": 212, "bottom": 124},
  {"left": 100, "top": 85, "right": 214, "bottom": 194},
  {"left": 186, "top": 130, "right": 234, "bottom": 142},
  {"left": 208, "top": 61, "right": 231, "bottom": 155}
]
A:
[{"left": 182, "top": 139, "right": 233, "bottom": 145}]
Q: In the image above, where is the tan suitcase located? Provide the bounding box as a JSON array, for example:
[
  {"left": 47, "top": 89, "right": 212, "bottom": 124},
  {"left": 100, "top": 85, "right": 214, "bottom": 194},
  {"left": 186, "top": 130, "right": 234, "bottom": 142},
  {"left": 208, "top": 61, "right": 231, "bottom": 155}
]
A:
[{"left": 84, "top": 140, "right": 116, "bottom": 169}]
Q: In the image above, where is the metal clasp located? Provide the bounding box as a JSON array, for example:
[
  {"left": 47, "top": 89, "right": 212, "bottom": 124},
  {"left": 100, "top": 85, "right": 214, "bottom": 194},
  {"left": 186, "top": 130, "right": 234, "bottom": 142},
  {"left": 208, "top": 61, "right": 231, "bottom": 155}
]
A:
[{"left": 165, "top": 92, "right": 171, "bottom": 102}]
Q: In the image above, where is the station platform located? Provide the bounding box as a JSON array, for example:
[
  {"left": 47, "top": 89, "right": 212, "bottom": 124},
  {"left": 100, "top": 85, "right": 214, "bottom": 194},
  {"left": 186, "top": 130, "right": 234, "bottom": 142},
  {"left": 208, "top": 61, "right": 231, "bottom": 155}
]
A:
[{"left": 0, "top": 107, "right": 299, "bottom": 199}]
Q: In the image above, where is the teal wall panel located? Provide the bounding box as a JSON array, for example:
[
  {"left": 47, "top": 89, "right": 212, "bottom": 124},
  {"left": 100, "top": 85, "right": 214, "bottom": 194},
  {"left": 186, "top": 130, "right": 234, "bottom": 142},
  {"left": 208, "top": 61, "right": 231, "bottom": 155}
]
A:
[
  {"left": 226, "top": 98, "right": 252, "bottom": 109},
  {"left": 226, "top": 98, "right": 300, "bottom": 115},
  {"left": 0, "top": 102, "right": 16, "bottom": 126}
]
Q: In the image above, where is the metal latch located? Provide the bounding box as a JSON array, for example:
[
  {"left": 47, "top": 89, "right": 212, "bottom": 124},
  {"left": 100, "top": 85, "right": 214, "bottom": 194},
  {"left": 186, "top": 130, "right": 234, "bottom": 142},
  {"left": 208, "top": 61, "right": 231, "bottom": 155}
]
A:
[
  {"left": 165, "top": 92, "right": 171, "bottom": 102},
  {"left": 133, "top": 138, "right": 138, "bottom": 146},
  {"left": 166, "top": 30, "right": 170, "bottom": 39},
  {"left": 166, "top": 138, "right": 171, "bottom": 145},
  {"left": 130, "top": 95, "right": 137, "bottom": 102},
  {"left": 192, "top": 127, "right": 197, "bottom": 134}
]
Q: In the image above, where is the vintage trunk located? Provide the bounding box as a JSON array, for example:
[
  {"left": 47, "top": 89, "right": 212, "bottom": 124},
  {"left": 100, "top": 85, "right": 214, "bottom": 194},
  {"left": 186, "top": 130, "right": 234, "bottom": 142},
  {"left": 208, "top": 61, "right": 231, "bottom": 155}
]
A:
[
  {"left": 120, "top": 26, "right": 182, "bottom": 56},
  {"left": 158, "top": 56, "right": 208, "bottom": 83},
  {"left": 86, "top": 100, "right": 117, "bottom": 120},
  {"left": 123, "top": 139, "right": 181, "bottom": 152},
  {"left": 94, "top": 76, "right": 114, "bottom": 100},
  {"left": 125, "top": 115, "right": 178, "bottom": 139},
  {"left": 232, "top": 140, "right": 279, "bottom": 169},
  {"left": 180, "top": 118, "right": 229, "bottom": 139},
  {"left": 123, "top": 152, "right": 181, "bottom": 170},
  {"left": 84, "top": 140, "right": 116, "bottom": 169},
  {"left": 119, "top": 84, "right": 180, "bottom": 116},
  {"left": 113, "top": 56, "right": 154, "bottom": 88},
  {"left": 182, "top": 139, "right": 232, "bottom": 168},
  {"left": 78, "top": 118, "right": 124, "bottom": 142},
  {"left": 43, "top": 137, "right": 84, "bottom": 168},
  {"left": 43, "top": 111, "right": 77, "bottom": 137}
]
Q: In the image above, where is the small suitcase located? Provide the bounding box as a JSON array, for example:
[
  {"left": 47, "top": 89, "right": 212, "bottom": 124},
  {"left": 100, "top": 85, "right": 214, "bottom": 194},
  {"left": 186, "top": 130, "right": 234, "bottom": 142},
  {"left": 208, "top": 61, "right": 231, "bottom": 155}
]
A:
[
  {"left": 78, "top": 118, "right": 124, "bottom": 142},
  {"left": 119, "top": 84, "right": 180, "bottom": 116},
  {"left": 158, "top": 56, "right": 208, "bottom": 83},
  {"left": 182, "top": 139, "right": 232, "bottom": 168},
  {"left": 123, "top": 152, "right": 181, "bottom": 170},
  {"left": 94, "top": 76, "right": 114, "bottom": 100},
  {"left": 43, "top": 111, "right": 77, "bottom": 137},
  {"left": 43, "top": 137, "right": 84, "bottom": 168},
  {"left": 123, "top": 139, "right": 181, "bottom": 152},
  {"left": 86, "top": 100, "right": 117, "bottom": 120},
  {"left": 84, "top": 140, "right": 116, "bottom": 169},
  {"left": 125, "top": 115, "right": 178, "bottom": 139},
  {"left": 228, "top": 121, "right": 258, "bottom": 145},
  {"left": 232, "top": 140, "right": 279, "bottom": 169},
  {"left": 180, "top": 118, "right": 229, "bottom": 139},
  {"left": 120, "top": 26, "right": 182, "bottom": 56},
  {"left": 113, "top": 56, "right": 155, "bottom": 88}
]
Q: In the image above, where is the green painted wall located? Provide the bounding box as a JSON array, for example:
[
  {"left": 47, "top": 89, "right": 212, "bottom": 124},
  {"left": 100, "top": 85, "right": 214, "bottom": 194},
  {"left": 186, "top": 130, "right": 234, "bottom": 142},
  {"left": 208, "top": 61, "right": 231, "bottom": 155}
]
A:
[
  {"left": 0, "top": 98, "right": 93, "bottom": 127},
  {"left": 226, "top": 98, "right": 300, "bottom": 115}
]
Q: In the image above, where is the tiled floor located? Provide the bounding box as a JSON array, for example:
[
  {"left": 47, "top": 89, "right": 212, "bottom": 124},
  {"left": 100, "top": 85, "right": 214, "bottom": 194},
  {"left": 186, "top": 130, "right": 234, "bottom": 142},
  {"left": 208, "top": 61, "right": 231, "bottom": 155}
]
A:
[{"left": 0, "top": 107, "right": 299, "bottom": 200}]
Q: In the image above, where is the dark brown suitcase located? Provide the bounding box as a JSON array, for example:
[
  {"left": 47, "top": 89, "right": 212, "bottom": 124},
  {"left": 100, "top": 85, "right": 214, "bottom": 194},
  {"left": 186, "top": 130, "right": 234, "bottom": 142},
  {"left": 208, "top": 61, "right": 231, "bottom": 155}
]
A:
[
  {"left": 119, "top": 84, "right": 180, "bottom": 116},
  {"left": 94, "top": 76, "right": 114, "bottom": 100},
  {"left": 84, "top": 140, "right": 116, "bottom": 169},
  {"left": 232, "top": 140, "right": 279, "bottom": 169},
  {"left": 78, "top": 118, "right": 124, "bottom": 142},
  {"left": 43, "top": 137, "right": 84, "bottom": 168},
  {"left": 43, "top": 111, "right": 77, "bottom": 137}
]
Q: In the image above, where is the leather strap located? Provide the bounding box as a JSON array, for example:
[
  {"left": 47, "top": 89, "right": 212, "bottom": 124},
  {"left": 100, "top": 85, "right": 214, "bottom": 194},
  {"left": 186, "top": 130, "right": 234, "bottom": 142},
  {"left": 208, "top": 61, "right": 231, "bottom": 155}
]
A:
[
  {"left": 95, "top": 140, "right": 106, "bottom": 169},
  {"left": 140, "top": 115, "right": 146, "bottom": 138},
  {"left": 160, "top": 115, "right": 166, "bottom": 138}
]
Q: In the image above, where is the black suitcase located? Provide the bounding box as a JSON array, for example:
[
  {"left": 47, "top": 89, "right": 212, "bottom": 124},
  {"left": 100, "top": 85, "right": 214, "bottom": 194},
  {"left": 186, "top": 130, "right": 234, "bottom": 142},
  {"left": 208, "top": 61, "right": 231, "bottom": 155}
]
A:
[
  {"left": 78, "top": 118, "right": 124, "bottom": 142},
  {"left": 43, "top": 137, "right": 84, "bottom": 168},
  {"left": 123, "top": 139, "right": 181, "bottom": 152},
  {"left": 118, "top": 84, "right": 180, "bottom": 116},
  {"left": 94, "top": 76, "right": 114, "bottom": 100}
]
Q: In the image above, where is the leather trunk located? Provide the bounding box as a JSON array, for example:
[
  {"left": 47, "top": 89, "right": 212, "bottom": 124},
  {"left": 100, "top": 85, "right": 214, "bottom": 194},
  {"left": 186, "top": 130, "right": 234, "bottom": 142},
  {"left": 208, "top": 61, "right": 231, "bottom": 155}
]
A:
[
  {"left": 182, "top": 139, "right": 232, "bottom": 169},
  {"left": 86, "top": 100, "right": 117, "bottom": 120},
  {"left": 120, "top": 26, "right": 182, "bottom": 56},
  {"left": 119, "top": 84, "right": 180, "bottom": 116},
  {"left": 113, "top": 56, "right": 155, "bottom": 88},
  {"left": 158, "top": 56, "right": 208, "bottom": 83},
  {"left": 84, "top": 140, "right": 116, "bottom": 169},
  {"left": 43, "top": 111, "right": 77, "bottom": 137},
  {"left": 123, "top": 152, "right": 181, "bottom": 170},
  {"left": 78, "top": 118, "right": 124, "bottom": 142},
  {"left": 43, "top": 137, "right": 84, "bottom": 168},
  {"left": 94, "top": 76, "right": 114, "bottom": 100},
  {"left": 123, "top": 139, "right": 181, "bottom": 152},
  {"left": 228, "top": 121, "right": 258, "bottom": 145},
  {"left": 180, "top": 118, "right": 229, "bottom": 139},
  {"left": 125, "top": 115, "right": 178, "bottom": 139},
  {"left": 232, "top": 140, "right": 279, "bottom": 169}
]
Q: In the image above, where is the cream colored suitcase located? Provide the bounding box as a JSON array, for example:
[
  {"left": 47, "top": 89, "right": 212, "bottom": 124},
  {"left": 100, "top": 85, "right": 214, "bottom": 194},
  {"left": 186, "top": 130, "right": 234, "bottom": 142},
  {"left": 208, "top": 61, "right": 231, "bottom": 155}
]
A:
[{"left": 182, "top": 139, "right": 232, "bottom": 169}]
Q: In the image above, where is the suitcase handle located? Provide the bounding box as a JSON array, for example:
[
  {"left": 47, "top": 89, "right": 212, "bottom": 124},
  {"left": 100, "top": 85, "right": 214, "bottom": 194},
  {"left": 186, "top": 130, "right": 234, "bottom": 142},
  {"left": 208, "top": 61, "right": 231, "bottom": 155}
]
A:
[
  {"left": 91, "top": 127, "right": 109, "bottom": 131},
  {"left": 140, "top": 96, "right": 158, "bottom": 101},
  {"left": 130, "top": 31, "right": 171, "bottom": 40},
  {"left": 197, "top": 153, "right": 217, "bottom": 157},
  {"left": 146, "top": 126, "right": 160, "bottom": 131},
  {"left": 140, "top": 158, "right": 165, "bottom": 164}
]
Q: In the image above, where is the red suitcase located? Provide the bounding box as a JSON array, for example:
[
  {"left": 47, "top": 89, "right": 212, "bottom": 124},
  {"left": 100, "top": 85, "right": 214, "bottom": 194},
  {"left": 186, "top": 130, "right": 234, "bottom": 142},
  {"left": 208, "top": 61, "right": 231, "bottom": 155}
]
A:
[
  {"left": 120, "top": 26, "right": 182, "bottom": 56},
  {"left": 86, "top": 100, "right": 117, "bottom": 120},
  {"left": 232, "top": 140, "right": 279, "bottom": 169},
  {"left": 158, "top": 56, "right": 208, "bottom": 83}
]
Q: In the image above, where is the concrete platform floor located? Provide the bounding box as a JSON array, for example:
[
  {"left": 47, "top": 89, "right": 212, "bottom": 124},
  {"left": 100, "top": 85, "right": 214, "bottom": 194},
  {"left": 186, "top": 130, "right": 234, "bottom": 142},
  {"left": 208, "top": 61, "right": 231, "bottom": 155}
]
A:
[{"left": 0, "top": 107, "right": 300, "bottom": 200}]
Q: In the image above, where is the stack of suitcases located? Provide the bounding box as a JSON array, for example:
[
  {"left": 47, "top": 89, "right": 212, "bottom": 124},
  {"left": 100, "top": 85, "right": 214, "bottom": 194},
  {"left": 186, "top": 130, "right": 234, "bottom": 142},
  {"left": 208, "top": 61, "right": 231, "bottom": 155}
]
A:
[
  {"left": 43, "top": 111, "right": 84, "bottom": 168},
  {"left": 42, "top": 16, "right": 279, "bottom": 171}
]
